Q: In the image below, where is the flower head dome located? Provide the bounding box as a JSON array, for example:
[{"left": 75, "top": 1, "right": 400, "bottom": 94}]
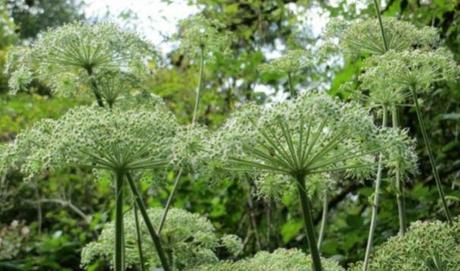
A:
[
  {"left": 349, "top": 217, "right": 460, "bottom": 271},
  {"left": 3, "top": 104, "right": 178, "bottom": 178},
  {"left": 327, "top": 17, "right": 438, "bottom": 59},
  {"left": 6, "top": 22, "right": 156, "bottom": 98}
]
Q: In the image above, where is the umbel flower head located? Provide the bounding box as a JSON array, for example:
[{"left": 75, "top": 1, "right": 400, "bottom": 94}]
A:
[
  {"left": 191, "top": 248, "right": 344, "bottom": 271},
  {"left": 81, "top": 208, "right": 242, "bottom": 270},
  {"left": 349, "top": 217, "right": 460, "bottom": 271},
  {"left": 360, "top": 48, "right": 459, "bottom": 104},
  {"left": 176, "top": 14, "right": 233, "bottom": 59},
  {"left": 326, "top": 17, "right": 438, "bottom": 59},
  {"left": 227, "top": 91, "right": 382, "bottom": 183},
  {"left": 258, "top": 49, "right": 313, "bottom": 75},
  {"left": 2, "top": 104, "right": 178, "bottom": 178},
  {"left": 377, "top": 127, "right": 418, "bottom": 182},
  {"left": 6, "top": 22, "right": 155, "bottom": 96}
]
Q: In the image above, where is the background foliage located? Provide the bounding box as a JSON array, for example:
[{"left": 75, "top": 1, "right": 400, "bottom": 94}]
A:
[{"left": 1, "top": 0, "right": 459, "bottom": 270}]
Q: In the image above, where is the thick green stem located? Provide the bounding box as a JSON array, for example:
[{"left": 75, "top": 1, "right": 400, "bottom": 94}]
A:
[
  {"left": 391, "top": 106, "right": 407, "bottom": 235},
  {"left": 192, "top": 47, "right": 205, "bottom": 125},
  {"left": 133, "top": 204, "right": 146, "bottom": 271},
  {"left": 287, "top": 72, "right": 296, "bottom": 98},
  {"left": 126, "top": 173, "right": 171, "bottom": 271},
  {"left": 363, "top": 107, "right": 388, "bottom": 271},
  {"left": 158, "top": 168, "right": 183, "bottom": 233},
  {"left": 296, "top": 175, "right": 322, "bottom": 271},
  {"left": 114, "top": 171, "right": 125, "bottom": 271},
  {"left": 86, "top": 67, "right": 105, "bottom": 108},
  {"left": 317, "top": 192, "right": 328, "bottom": 251},
  {"left": 410, "top": 88, "right": 452, "bottom": 224},
  {"left": 372, "top": 0, "right": 389, "bottom": 52}
]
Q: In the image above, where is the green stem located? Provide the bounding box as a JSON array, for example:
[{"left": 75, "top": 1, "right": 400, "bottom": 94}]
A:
[
  {"left": 192, "top": 46, "right": 205, "bottom": 125},
  {"left": 287, "top": 72, "right": 296, "bottom": 98},
  {"left": 391, "top": 105, "right": 406, "bottom": 235},
  {"left": 372, "top": 0, "right": 389, "bottom": 52},
  {"left": 133, "top": 204, "right": 146, "bottom": 271},
  {"left": 410, "top": 88, "right": 452, "bottom": 224},
  {"left": 296, "top": 174, "right": 322, "bottom": 271},
  {"left": 158, "top": 168, "right": 183, "bottom": 233},
  {"left": 363, "top": 106, "right": 388, "bottom": 271},
  {"left": 317, "top": 192, "right": 328, "bottom": 251},
  {"left": 114, "top": 171, "right": 125, "bottom": 271},
  {"left": 86, "top": 67, "right": 105, "bottom": 108},
  {"left": 126, "top": 173, "right": 171, "bottom": 271}
]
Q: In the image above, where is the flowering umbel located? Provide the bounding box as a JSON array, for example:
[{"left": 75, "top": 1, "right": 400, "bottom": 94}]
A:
[
  {"left": 6, "top": 22, "right": 156, "bottom": 99},
  {"left": 2, "top": 104, "right": 178, "bottom": 179}
]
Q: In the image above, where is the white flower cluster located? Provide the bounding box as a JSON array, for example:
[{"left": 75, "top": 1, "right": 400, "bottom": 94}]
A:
[
  {"left": 2, "top": 104, "right": 178, "bottom": 178},
  {"left": 349, "top": 217, "right": 460, "bottom": 271},
  {"left": 6, "top": 22, "right": 155, "bottom": 97},
  {"left": 326, "top": 17, "right": 438, "bottom": 58},
  {"left": 377, "top": 127, "right": 418, "bottom": 181},
  {"left": 191, "top": 248, "right": 344, "bottom": 271},
  {"left": 81, "top": 208, "right": 242, "bottom": 270},
  {"left": 176, "top": 14, "right": 233, "bottom": 60},
  {"left": 360, "top": 48, "right": 459, "bottom": 106}
]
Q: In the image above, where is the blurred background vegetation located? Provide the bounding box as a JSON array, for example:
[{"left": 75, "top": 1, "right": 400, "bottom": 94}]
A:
[{"left": 1, "top": 0, "right": 459, "bottom": 270}]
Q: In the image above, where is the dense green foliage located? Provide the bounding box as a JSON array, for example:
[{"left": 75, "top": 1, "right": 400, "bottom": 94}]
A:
[{"left": 1, "top": 1, "right": 460, "bottom": 270}]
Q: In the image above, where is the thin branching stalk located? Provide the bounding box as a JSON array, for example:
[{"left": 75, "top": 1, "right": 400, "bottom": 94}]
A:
[
  {"left": 392, "top": 105, "right": 407, "bottom": 235},
  {"left": 192, "top": 46, "right": 205, "bottom": 125},
  {"left": 114, "top": 171, "right": 125, "bottom": 271},
  {"left": 86, "top": 67, "right": 105, "bottom": 107},
  {"left": 158, "top": 168, "right": 183, "bottom": 233},
  {"left": 159, "top": 44, "right": 205, "bottom": 234},
  {"left": 372, "top": 0, "right": 389, "bottom": 52},
  {"left": 287, "top": 72, "right": 296, "bottom": 98},
  {"left": 126, "top": 173, "right": 171, "bottom": 271},
  {"left": 296, "top": 174, "right": 322, "bottom": 271},
  {"left": 363, "top": 106, "right": 388, "bottom": 271},
  {"left": 247, "top": 183, "right": 261, "bottom": 250},
  {"left": 317, "top": 192, "right": 328, "bottom": 250},
  {"left": 133, "top": 204, "right": 146, "bottom": 271},
  {"left": 410, "top": 87, "right": 452, "bottom": 224}
]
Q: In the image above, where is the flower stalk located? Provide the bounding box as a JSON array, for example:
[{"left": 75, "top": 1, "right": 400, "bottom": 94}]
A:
[
  {"left": 392, "top": 105, "right": 407, "bottom": 235},
  {"left": 296, "top": 174, "right": 322, "bottom": 271},
  {"left": 363, "top": 106, "right": 388, "bottom": 271},
  {"left": 410, "top": 87, "right": 452, "bottom": 224},
  {"left": 317, "top": 192, "right": 328, "bottom": 250},
  {"left": 192, "top": 46, "right": 205, "bottom": 125},
  {"left": 85, "top": 66, "right": 105, "bottom": 108},
  {"left": 114, "top": 171, "right": 125, "bottom": 271},
  {"left": 126, "top": 173, "right": 171, "bottom": 271},
  {"left": 133, "top": 204, "right": 146, "bottom": 271},
  {"left": 158, "top": 168, "right": 183, "bottom": 233}
]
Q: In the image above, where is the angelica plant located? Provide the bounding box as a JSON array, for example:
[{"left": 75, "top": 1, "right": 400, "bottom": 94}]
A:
[
  {"left": 81, "top": 207, "right": 242, "bottom": 270},
  {"left": 329, "top": 4, "right": 458, "bottom": 267},
  {"left": 2, "top": 99, "right": 179, "bottom": 271},
  {"left": 214, "top": 91, "right": 412, "bottom": 271},
  {"left": 363, "top": 47, "right": 457, "bottom": 226},
  {"left": 6, "top": 22, "right": 155, "bottom": 107}
]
